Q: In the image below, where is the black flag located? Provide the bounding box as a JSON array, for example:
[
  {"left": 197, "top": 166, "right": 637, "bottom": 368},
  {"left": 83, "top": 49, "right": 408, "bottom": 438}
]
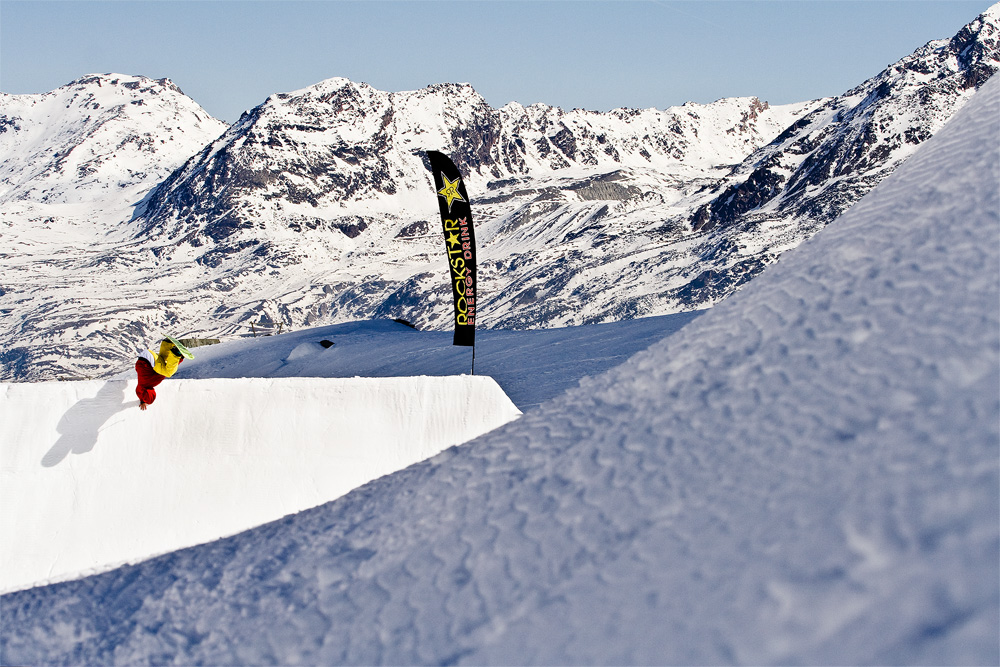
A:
[{"left": 428, "top": 151, "right": 477, "bottom": 347}]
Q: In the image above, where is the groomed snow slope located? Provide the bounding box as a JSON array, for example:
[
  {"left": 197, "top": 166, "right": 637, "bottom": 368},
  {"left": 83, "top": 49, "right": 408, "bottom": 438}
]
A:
[
  {"left": 167, "top": 312, "right": 703, "bottom": 411},
  {"left": 0, "top": 376, "right": 520, "bottom": 594},
  {"left": 1, "top": 76, "right": 998, "bottom": 664}
]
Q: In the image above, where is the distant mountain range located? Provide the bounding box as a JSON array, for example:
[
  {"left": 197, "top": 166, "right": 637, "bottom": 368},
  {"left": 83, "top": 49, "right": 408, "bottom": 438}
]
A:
[{"left": 1, "top": 5, "right": 998, "bottom": 382}]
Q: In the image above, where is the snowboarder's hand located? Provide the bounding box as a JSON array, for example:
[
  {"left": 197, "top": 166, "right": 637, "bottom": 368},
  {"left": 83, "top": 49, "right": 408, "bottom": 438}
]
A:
[{"left": 139, "top": 402, "right": 148, "bottom": 411}]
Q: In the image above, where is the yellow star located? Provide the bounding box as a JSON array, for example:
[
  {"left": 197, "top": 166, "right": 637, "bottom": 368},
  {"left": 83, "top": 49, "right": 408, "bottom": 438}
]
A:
[
  {"left": 437, "top": 174, "right": 466, "bottom": 213},
  {"left": 445, "top": 231, "right": 461, "bottom": 248}
]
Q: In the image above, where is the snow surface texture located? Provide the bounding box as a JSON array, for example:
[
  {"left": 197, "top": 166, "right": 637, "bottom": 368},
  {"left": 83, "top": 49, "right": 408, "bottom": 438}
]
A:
[
  {"left": 0, "top": 376, "right": 520, "bottom": 594},
  {"left": 2, "top": 76, "right": 999, "bottom": 665}
]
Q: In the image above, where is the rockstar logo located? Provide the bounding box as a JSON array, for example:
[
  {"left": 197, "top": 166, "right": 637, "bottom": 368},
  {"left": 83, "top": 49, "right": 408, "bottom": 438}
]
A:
[
  {"left": 437, "top": 174, "right": 466, "bottom": 213},
  {"left": 445, "top": 231, "right": 461, "bottom": 248}
]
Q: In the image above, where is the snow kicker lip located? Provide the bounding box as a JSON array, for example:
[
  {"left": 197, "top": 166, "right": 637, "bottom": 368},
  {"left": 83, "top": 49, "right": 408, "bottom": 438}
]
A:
[{"left": 0, "top": 375, "right": 521, "bottom": 594}]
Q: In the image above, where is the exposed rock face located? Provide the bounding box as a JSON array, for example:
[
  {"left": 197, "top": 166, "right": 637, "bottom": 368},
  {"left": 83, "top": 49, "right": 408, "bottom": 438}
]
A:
[{"left": 134, "top": 77, "right": 804, "bottom": 245}]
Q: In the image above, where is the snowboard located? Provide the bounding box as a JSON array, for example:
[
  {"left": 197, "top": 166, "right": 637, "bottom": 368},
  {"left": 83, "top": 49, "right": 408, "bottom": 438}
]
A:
[{"left": 164, "top": 335, "right": 195, "bottom": 360}]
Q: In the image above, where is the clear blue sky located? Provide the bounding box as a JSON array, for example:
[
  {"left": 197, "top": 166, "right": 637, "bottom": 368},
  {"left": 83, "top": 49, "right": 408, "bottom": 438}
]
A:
[{"left": 1, "top": 1, "right": 994, "bottom": 122}]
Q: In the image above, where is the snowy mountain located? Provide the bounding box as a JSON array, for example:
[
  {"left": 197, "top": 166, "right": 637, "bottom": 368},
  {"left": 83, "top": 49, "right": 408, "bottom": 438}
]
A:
[
  {"left": 1, "top": 6, "right": 998, "bottom": 383},
  {"left": 0, "top": 75, "right": 229, "bottom": 380},
  {"left": 0, "top": 74, "right": 227, "bottom": 235},
  {"left": 690, "top": 5, "right": 1000, "bottom": 243},
  {"left": 2, "top": 61, "right": 996, "bottom": 666},
  {"left": 134, "top": 80, "right": 804, "bottom": 243}
]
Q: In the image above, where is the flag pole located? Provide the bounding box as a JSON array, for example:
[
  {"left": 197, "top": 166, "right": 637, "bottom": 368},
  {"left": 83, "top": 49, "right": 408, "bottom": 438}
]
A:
[
  {"left": 428, "top": 150, "right": 478, "bottom": 369},
  {"left": 471, "top": 276, "right": 478, "bottom": 375}
]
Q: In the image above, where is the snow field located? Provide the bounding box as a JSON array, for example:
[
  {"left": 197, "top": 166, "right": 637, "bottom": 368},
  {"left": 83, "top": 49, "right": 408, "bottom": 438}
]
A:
[{"left": 0, "top": 375, "right": 521, "bottom": 594}]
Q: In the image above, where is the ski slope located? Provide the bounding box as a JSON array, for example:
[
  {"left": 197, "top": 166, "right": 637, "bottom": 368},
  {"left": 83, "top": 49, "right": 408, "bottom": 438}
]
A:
[
  {"left": 2, "top": 75, "right": 998, "bottom": 665},
  {"left": 0, "top": 376, "right": 520, "bottom": 593},
  {"left": 167, "top": 311, "right": 703, "bottom": 411}
]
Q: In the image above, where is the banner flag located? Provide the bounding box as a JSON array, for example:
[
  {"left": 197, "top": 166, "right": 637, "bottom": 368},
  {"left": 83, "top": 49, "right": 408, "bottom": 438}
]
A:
[{"left": 428, "top": 151, "right": 477, "bottom": 347}]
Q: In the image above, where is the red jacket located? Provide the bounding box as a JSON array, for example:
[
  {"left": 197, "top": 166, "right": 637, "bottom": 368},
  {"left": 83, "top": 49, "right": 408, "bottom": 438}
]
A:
[{"left": 135, "top": 356, "right": 182, "bottom": 405}]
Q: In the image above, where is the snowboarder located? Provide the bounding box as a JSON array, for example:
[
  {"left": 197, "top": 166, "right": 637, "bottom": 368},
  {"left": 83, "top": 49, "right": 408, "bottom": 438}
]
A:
[{"left": 135, "top": 338, "right": 188, "bottom": 410}]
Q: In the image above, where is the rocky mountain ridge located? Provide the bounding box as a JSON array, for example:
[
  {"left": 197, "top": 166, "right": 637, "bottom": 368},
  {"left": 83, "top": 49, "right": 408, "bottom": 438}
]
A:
[
  {"left": 134, "top": 77, "right": 808, "bottom": 245},
  {"left": 692, "top": 4, "right": 1000, "bottom": 240}
]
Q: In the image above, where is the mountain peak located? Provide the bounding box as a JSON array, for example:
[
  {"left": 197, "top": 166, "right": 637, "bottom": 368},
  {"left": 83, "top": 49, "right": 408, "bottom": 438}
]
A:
[
  {"left": 0, "top": 71, "right": 226, "bottom": 222},
  {"left": 288, "top": 76, "right": 370, "bottom": 97},
  {"left": 66, "top": 73, "right": 186, "bottom": 96}
]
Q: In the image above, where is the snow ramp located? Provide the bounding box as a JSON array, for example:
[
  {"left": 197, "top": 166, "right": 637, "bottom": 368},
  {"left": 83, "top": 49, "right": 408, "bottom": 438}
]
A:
[{"left": 0, "top": 375, "right": 521, "bottom": 593}]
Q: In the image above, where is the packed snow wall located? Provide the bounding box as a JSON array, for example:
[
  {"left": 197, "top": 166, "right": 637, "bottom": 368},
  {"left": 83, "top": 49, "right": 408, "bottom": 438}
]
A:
[{"left": 0, "top": 376, "right": 521, "bottom": 593}]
